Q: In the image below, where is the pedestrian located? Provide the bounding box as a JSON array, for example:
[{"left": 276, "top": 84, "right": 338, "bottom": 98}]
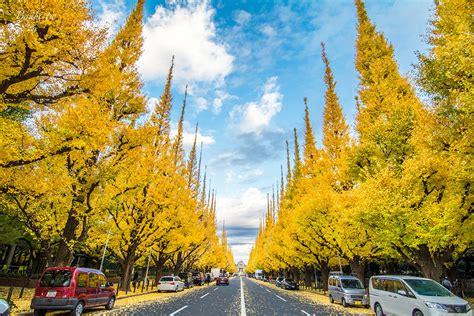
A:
[
  {"left": 441, "top": 277, "right": 452, "bottom": 291},
  {"left": 206, "top": 274, "right": 211, "bottom": 286},
  {"left": 132, "top": 271, "right": 139, "bottom": 289}
]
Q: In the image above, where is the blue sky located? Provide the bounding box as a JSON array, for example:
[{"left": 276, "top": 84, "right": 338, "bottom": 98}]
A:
[{"left": 92, "top": 0, "right": 434, "bottom": 264}]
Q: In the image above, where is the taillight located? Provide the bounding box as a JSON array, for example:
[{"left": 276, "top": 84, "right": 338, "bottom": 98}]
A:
[
  {"left": 170, "top": 282, "right": 175, "bottom": 285},
  {"left": 157, "top": 282, "right": 161, "bottom": 285}
]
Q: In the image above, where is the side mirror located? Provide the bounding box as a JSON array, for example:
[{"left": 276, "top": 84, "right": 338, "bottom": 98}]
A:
[
  {"left": 397, "top": 289, "right": 407, "bottom": 296},
  {"left": 107, "top": 281, "right": 113, "bottom": 287}
]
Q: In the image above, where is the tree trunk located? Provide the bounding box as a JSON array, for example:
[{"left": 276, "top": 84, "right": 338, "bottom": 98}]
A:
[
  {"left": 349, "top": 256, "right": 366, "bottom": 286},
  {"left": 54, "top": 202, "right": 81, "bottom": 266},
  {"left": 320, "top": 262, "right": 330, "bottom": 292},
  {"left": 120, "top": 249, "right": 136, "bottom": 291},
  {"left": 173, "top": 252, "right": 183, "bottom": 275},
  {"left": 413, "top": 244, "right": 452, "bottom": 282}
]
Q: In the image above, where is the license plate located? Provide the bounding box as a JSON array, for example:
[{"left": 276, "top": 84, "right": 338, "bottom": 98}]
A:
[
  {"left": 355, "top": 301, "right": 361, "bottom": 305},
  {"left": 46, "top": 290, "right": 57, "bottom": 298}
]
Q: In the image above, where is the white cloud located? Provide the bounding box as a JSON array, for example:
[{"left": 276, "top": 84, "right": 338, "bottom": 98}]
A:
[
  {"left": 231, "top": 244, "right": 254, "bottom": 264},
  {"left": 170, "top": 121, "right": 215, "bottom": 152},
  {"left": 231, "top": 77, "right": 283, "bottom": 135},
  {"left": 261, "top": 25, "right": 276, "bottom": 37},
  {"left": 138, "top": 2, "right": 234, "bottom": 84},
  {"left": 216, "top": 187, "right": 266, "bottom": 229},
  {"left": 195, "top": 97, "right": 209, "bottom": 112},
  {"left": 96, "top": 0, "right": 126, "bottom": 38},
  {"left": 212, "top": 90, "right": 234, "bottom": 114},
  {"left": 234, "top": 10, "right": 251, "bottom": 25}
]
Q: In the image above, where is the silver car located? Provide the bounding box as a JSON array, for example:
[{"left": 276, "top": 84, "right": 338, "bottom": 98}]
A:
[{"left": 328, "top": 274, "right": 369, "bottom": 307}]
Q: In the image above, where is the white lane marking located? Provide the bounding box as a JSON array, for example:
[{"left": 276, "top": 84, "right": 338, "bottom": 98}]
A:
[
  {"left": 170, "top": 305, "right": 188, "bottom": 316},
  {"left": 265, "top": 289, "right": 271, "bottom": 293},
  {"left": 275, "top": 295, "right": 287, "bottom": 302},
  {"left": 214, "top": 287, "right": 219, "bottom": 291},
  {"left": 301, "top": 310, "right": 311, "bottom": 316},
  {"left": 240, "top": 277, "right": 247, "bottom": 316},
  {"left": 200, "top": 293, "right": 210, "bottom": 299}
]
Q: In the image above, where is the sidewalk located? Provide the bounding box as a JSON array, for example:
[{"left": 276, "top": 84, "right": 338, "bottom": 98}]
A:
[{"left": 2, "top": 285, "right": 203, "bottom": 315}]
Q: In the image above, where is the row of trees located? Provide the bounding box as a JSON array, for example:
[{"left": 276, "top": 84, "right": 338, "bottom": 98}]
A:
[
  {"left": 247, "top": 0, "right": 472, "bottom": 289},
  {"left": 0, "top": 0, "right": 235, "bottom": 289}
]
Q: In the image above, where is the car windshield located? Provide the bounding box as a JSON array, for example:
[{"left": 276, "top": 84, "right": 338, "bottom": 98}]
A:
[
  {"left": 40, "top": 270, "right": 73, "bottom": 287},
  {"left": 341, "top": 279, "right": 363, "bottom": 289},
  {"left": 160, "top": 277, "right": 174, "bottom": 282},
  {"left": 404, "top": 279, "right": 454, "bottom": 297}
]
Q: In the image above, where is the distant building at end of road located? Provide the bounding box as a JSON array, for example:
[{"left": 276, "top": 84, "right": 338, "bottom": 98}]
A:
[{"left": 237, "top": 261, "right": 246, "bottom": 275}]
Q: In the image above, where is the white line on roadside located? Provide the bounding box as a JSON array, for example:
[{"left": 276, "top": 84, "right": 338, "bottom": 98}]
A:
[
  {"left": 265, "top": 289, "right": 271, "bottom": 293},
  {"left": 170, "top": 305, "right": 188, "bottom": 316},
  {"left": 200, "top": 293, "right": 210, "bottom": 299},
  {"left": 275, "top": 295, "right": 287, "bottom": 302},
  {"left": 240, "top": 277, "right": 247, "bottom": 316},
  {"left": 301, "top": 310, "right": 311, "bottom": 316},
  {"left": 214, "top": 287, "right": 219, "bottom": 291}
]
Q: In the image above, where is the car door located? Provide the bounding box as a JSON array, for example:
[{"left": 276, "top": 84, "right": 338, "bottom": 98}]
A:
[
  {"left": 88, "top": 273, "right": 100, "bottom": 306},
  {"left": 97, "top": 274, "right": 111, "bottom": 305},
  {"left": 388, "top": 279, "right": 414, "bottom": 315},
  {"left": 75, "top": 272, "right": 90, "bottom": 306},
  {"left": 335, "top": 279, "right": 343, "bottom": 303}
]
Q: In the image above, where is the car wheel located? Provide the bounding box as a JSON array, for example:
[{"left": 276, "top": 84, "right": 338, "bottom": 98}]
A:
[
  {"left": 329, "top": 295, "right": 334, "bottom": 304},
  {"left": 105, "top": 296, "right": 115, "bottom": 310},
  {"left": 413, "top": 310, "right": 424, "bottom": 316},
  {"left": 71, "top": 301, "right": 84, "bottom": 316},
  {"left": 34, "top": 309, "right": 47, "bottom": 316},
  {"left": 175, "top": 286, "right": 179, "bottom": 292},
  {"left": 342, "top": 298, "right": 348, "bottom": 307},
  {"left": 374, "top": 303, "right": 384, "bottom": 316}
]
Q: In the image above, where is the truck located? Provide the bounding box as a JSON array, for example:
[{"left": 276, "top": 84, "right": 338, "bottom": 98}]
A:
[
  {"left": 210, "top": 268, "right": 221, "bottom": 280},
  {"left": 255, "top": 269, "right": 263, "bottom": 280}
]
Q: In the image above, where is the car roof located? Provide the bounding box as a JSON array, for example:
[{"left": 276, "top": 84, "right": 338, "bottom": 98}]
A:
[
  {"left": 370, "top": 275, "right": 431, "bottom": 281},
  {"left": 330, "top": 275, "right": 360, "bottom": 280},
  {"left": 44, "top": 267, "right": 104, "bottom": 274}
]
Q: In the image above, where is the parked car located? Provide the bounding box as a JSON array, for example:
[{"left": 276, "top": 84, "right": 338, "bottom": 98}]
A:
[
  {"left": 0, "top": 299, "right": 10, "bottom": 316},
  {"left": 328, "top": 274, "right": 369, "bottom": 308},
  {"left": 275, "top": 277, "right": 284, "bottom": 287},
  {"left": 192, "top": 272, "right": 204, "bottom": 286},
  {"left": 281, "top": 278, "right": 299, "bottom": 290},
  {"left": 31, "top": 267, "right": 116, "bottom": 316},
  {"left": 157, "top": 276, "right": 185, "bottom": 292},
  {"left": 216, "top": 275, "right": 229, "bottom": 286},
  {"left": 369, "top": 275, "right": 472, "bottom": 316},
  {"left": 262, "top": 276, "right": 269, "bottom": 282},
  {"left": 178, "top": 272, "right": 194, "bottom": 288}
]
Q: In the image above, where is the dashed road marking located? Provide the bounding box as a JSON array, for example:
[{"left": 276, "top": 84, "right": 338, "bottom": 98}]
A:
[
  {"left": 240, "top": 277, "right": 247, "bottom": 316},
  {"left": 214, "top": 287, "right": 219, "bottom": 291},
  {"left": 275, "top": 295, "right": 287, "bottom": 302},
  {"left": 170, "top": 305, "right": 188, "bottom": 316},
  {"left": 200, "top": 293, "right": 210, "bottom": 299},
  {"left": 301, "top": 310, "right": 311, "bottom": 316},
  {"left": 265, "top": 289, "right": 271, "bottom": 293}
]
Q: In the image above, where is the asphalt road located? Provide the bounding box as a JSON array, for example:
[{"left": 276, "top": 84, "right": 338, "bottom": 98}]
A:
[{"left": 103, "top": 276, "right": 348, "bottom": 315}]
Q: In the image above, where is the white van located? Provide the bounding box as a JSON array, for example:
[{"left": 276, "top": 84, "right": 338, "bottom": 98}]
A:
[{"left": 369, "top": 275, "right": 472, "bottom": 316}]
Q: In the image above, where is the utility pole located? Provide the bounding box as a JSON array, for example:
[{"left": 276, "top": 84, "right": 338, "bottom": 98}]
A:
[{"left": 99, "top": 228, "right": 111, "bottom": 272}]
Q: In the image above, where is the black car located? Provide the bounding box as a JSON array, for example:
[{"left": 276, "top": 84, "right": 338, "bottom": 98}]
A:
[
  {"left": 281, "top": 278, "right": 299, "bottom": 290},
  {"left": 275, "top": 277, "right": 284, "bottom": 287},
  {"left": 192, "top": 273, "right": 204, "bottom": 286}
]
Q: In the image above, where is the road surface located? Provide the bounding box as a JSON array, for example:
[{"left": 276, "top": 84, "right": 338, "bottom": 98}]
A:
[{"left": 101, "top": 276, "right": 352, "bottom": 315}]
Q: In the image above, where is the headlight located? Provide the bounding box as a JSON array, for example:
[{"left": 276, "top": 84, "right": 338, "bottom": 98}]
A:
[
  {"left": 363, "top": 294, "right": 368, "bottom": 299},
  {"left": 425, "top": 301, "right": 449, "bottom": 312},
  {"left": 466, "top": 303, "right": 471, "bottom": 312}
]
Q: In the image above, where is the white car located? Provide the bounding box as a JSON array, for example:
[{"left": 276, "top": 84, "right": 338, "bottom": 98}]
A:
[
  {"left": 157, "top": 276, "right": 185, "bottom": 292},
  {"left": 369, "top": 275, "right": 472, "bottom": 316}
]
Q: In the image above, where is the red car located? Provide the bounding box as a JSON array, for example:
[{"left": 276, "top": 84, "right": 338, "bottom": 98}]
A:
[
  {"left": 31, "top": 267, "right": 116, "bottom": 316},
  {"left": 216, "top": 275, "right": 229, "bottom": 286}
]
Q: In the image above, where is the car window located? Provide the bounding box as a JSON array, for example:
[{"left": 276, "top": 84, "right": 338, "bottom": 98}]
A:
[
  {"left": 383, "top": 279, "right": 395, "bottom": 292},
  {"left": 89, "top": 273, "right": 100, "bottom": 288},
  {"left": 160, "top": 277, "right": 174, "bottom": 282},
  {"left": 404, "top": 279, "right": 453, "bottom": 297},
  {"left": 342, "top": 279, "right": 363, "bottom": 289},
  {"left": 99, "top": 275, "right": 108, "bottom": 287},
  {"left": 77, "top": 273, "right": 88, "bottom": 288},
  {"left": 372, "top": 278, "right": 383, "bottom": 290},
  {"left": 393, "top": 280, "right": 406, "bottom": 293},
  {"left": 40, "top": 270, "right": 73, "bottom": 287}
]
